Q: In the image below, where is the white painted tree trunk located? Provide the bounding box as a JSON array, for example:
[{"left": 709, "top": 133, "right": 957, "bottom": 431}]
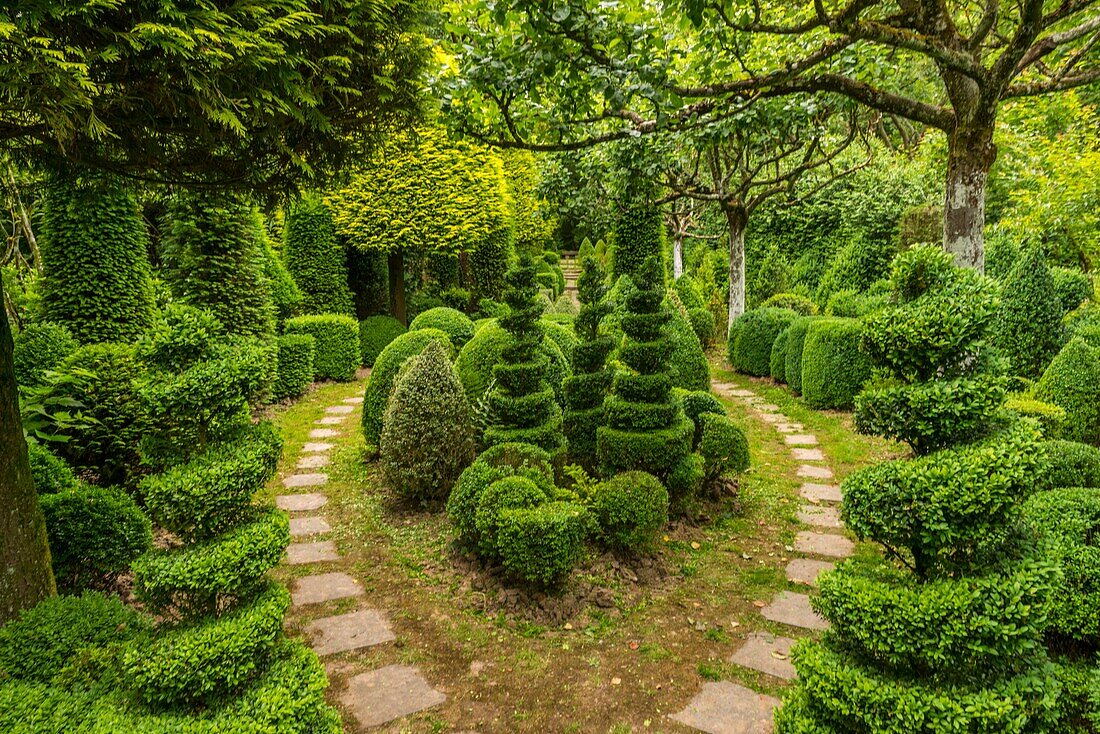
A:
[
  {"left": 943, "top": 129, "right": 995, "bottom": 272},
  {"left": 725, "top": 206, "right": 747, "bottom": 332},
  {"left": 673, "top": 233, "right": 683, "bottom": 280}
]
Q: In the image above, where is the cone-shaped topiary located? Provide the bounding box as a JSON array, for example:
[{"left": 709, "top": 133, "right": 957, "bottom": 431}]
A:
[
  {"left": 779, "top": 246, "right": 1059, "bottom": 733},
  {"left": 995, "top": 246, "right": 1064, "bottom": 379},
  {"left": 483, "top": 253, "right": 565, "bottom": 456},
  {"left": 362, "top": 328, "right": 455, "bottom": 446},
  {"left": 380, "top": 340, "right": 475, "bottom": 502},
  {"left": 563, "top": 256, "right": 614, "bottom": 469},
  {"left": 1034, "top": 337, "right": 1100, "bottom": 445},
  {"left": 283, "top": 196, "right": 354, "bottom": 316}
]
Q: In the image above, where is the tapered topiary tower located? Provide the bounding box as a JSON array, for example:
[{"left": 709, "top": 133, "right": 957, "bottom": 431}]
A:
[
  {"left": 563, "top": 256, "right": 614, "bottom": 469},
  {"left": 778, "top": 245, "right": 1059, "bottom": 732},
  {"left": 484, "top": 252, "right": 565, "bottom": 456}
]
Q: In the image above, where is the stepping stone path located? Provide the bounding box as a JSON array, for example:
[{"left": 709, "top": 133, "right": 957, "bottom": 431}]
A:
[
  {"left": 668, "top": 380, "right": 856, "bottom": 732},
  {"left": 276, "top": 396, "right": 445, "bottom": 728}
]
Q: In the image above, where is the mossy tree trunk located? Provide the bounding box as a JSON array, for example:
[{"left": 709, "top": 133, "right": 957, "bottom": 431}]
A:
[
  {"left": 723, "top": 202, "right": 747, "bottom": 331},
  {"left": 388, "top": 248, "right": 407, "bottom": 325},
  {"left": 943, "top": 123, "right": 996, "bottom": 273}
]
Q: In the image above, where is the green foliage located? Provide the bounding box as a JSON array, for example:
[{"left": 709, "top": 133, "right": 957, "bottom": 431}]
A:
[
  {"left": 39, "top": 174, "right": 156, "bottom": 343},
  {"left": 1035, "top": 338, "right": 1100, "bottom": 445},
  {"left": 358, "top": 316, "right": 407, "bottom": 367},
  {"left": 41, "top": 486, "right": 152, "bottom": 590},
  {"left": 496, "top": 501, "right": 589, "bottom": 584},
  {"left": 136, "top": 305, "right": 222, "bottom": 371},
  {"left": 698, "top": 413, "right": 750, "bottom": 481},
  {"left": 783, "top": 316, "right": 821, "bottom": 395},
  {"left": 474, "top": 475, "right": 551, "bottom": 557},
  {"left": 1004, "top": 396, "right": 1067, "bottom": 439},
  {"left": 362, "top": 328, "right": 455, "bottom": 445},
  {"left": 257, "top": 225, "right": 302, "bottom": 327},
  {"left": 677, "top": 390, "right": 726, "bottom": 447},
  {"left": 674, "top": 274, "right": 706, "bottom": 309},
  {"left": 686, "top": 307, "right": 716, "bottom": 346},
  {"left": 409, "top": 307, "right": 476, "bottom": 347},
  {"left": 563, "top": 256, "right": 614, "bottom": 469},
  {"left": 589, "top": 471, "right": 668, "bottom": 550},
  {"left": 728, "top": 307, "right": 799, "bottom": 377},
  {"left": 995, "top": 247, "right": 1064, "bottom": 379},
  {"left": 665, "top": 299, "right": 710, "bottom": 391},
  {"left": 162, "top": 191, "right": 276, "bottom": 338},
  {"left": 748, "top": 245, "right": 792, "bottom": 308},
  {"left": 380, "top": 341, "right": 475, "bottom": 502},
  {"left": 503, "top": 148, "right": 554, "bottom": 253},
  {"left": 13, "top": 322, "right": 77, "bottom": 388},
  {"left": 549, "top": 293, "right": 579, "bottom": 316},
  {"left": 1051, "top": 267, "right": 1094, "bottom": 315},
  {"left": 470, "top": 228, "right": 514, "bottom": 303},
  {"left": 283, "top": 314, "right": 359, "bottom": 381},
  {"left": 815, "top": 235, "right": 896, "bottom": 308},
  {"left": 1041, "top": 440, "right": 1100, "bottom": 490},
  {"left": 272, "top": 334, "right": 315, "bottom": 400},
  {"left": 282, "top": 197, "right": 354, "bottom": 316},
  {"left": 824, "top": 288, "right": 891, "bottom": 317},
  {"left": 446, "top": 443, "right": 555, "bottom": 545},
  {"left": 0, "top": 592, "right": 148, "bottom": 684},
  {"left": 770, "top": 327, "right": 790, "bottom": 382},
  {"left": 27, "top": 442, "right": 77, "bottom": 494},
  {"left": 611, "top": 201, "right": 665, "bottom": 282},
  {"left": 760, "top": 292, "right": 818, "bottom": 315}
]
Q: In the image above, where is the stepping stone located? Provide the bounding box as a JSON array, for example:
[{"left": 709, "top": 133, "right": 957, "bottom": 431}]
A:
[
  {"left": 307, "top": 608, "right": 395, "bottom": 655},
  {"left": 761, "top": 591, "right": 829, "bottom": 631},
  {"left": 343, "top": 396, "right": 364, "bottom": 404},
  {"left": 729, "top": 389, "right": 757, "bottom": 398},
  {"left": 784, "top": 433, "right": 818, "bottom": 446},
  {"left": 798, "top": 504, "right": 842, "bottom": 528},
  {"left": 289, "top": 516, "right": 332, "bottom": 537},
  {"left": 791, "top": 447, "right": 825, "bottom": 461},
  {"left": 759, "top": 412, "right": 784, "bottom": 424},
  {"left": 668, "top": 681, "right": 779, "bottom": 734},
  {"left": 756, "top": 403, "right": 781, "bottom": 413},
  {"left": 794, "top": 531, "right": 854, "bottom": 558},
  {"left": 797, "top": 464, "right": 834, "bottom": 480},
  {"left": 730, "top": 632, "right": 797, "bottom": 680},
  {"left": 342, "top": 664, "right": 446, "bottom": 728},
  {"left": 291, "top": 572, "right": 363, "bottom": 606},
  {"left": 276, "top": 493, "right": 328, "bottom": 512},
  {"left": 325, "top": 405, "right": 355, "bottom": 414},
  {"left": 309, "top": 429, "right": 340, "bottom": 439},
  {"left": 283, "top": 473, "right": 328, "bottom": 488},
  {"left": 287, "top": 540, "right": 340, "bottom": 565},
  {"left": 302, "top": 442, "right": 335, "bottom": 453},
  {"left": 315, "top": 416, "right": 346, "bottom": 426},
  {"left": 801, "top": 482, "right": 842, "bottom": 503},
  {"left": 786, "top": 558, "right": 835, "bottom": 586},
  {"left": 297, "top": 454, "right": 330, "bottom": 469},
  {"left": 776, "top": 423, "right": 804, "bottom": 433}
]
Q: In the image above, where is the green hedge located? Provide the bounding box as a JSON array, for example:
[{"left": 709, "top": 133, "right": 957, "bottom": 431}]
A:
[
  {"left": 13, "top": 322, "right": 77, "bottom": 388},
  {"left": 801, "top": 318, "right": 871, "bottom": 410},
  {"left": 590, "top": 471, "right": 668, "bottom": 550},
  {"left": 283, "top": 314, "right": 359, "bottom": 381},
  {"left": 358, "top": 315, "right": 406, "bottom": 367},
  {"left": 272, "top": 333, "right": 315, "bottom": 400},
  {"left": 283, "top": 197, "right": 354, "bottom": 316},
  {"left": 666, "top": 301, "right": 710, "bottom": 391},
  {"left": 409, "top": 306, "right": 475, "bottom": 347},
  {"left": 1035, "top": 338, "right": 1100, "bottom": 445},
  {"left": 1004, "top": 396, "right": 1067, "bottom": 439},
  {"left": 362, "top": 328, "right": 454, "bottom": 445},
  {"left": 761, "top": 292, "right": 818, "bottom": 315},
  {"left": 728, "top": 307, "right": 799, "bottom": 377},
  {"left": 783, "top": 316, "right": 821, "bottom": 394},
  {"left": 995, "top": 247, "right": 1064, "bottom": 379},
  {"left": 770, "top": 327, "right": 790, "bottom": 382}
]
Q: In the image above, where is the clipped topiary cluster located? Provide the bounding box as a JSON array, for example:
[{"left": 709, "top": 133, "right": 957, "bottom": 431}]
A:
[
  {"left": 272, "top": 333, "right": 315, "bottom": 400},
  {"left": 589, "top": 470, "right": 668, "bottom": 550},
  {"left": 760, "top": 292, "right": 818, "bottom": 315},
  {"left": 1051, "top": 266, "right": 1094, "bottom": 315},
  {"left": 13, "top": 322, "right": 77, "bottom": 388},
  {"left": 727, "top": 307, "right": 799, "bottom": 377},
  {"left": 454, "top": 320, "right": 569, "bottom": 410},
  {"left": 800, "top": 318, "right": 872, "bottom": 410},
  {"left": 409, "top": 306, "right": 475, "bottom": 347},
  {"left": 362, "top": 328, "right": 455, "bottom": 445},
  {"left": 563, "top": 256, "right": 614, "bottom": 470},
  {"left": 1034, "top": 337, "right": 1100, "bottom": 446},
  {"left": 283, "top": 314, "right": 359, "bottom": 382},
  {"left": 995, "top": 246, "right": 1064, "bottom": 379},
  {"left": 283, "top": 197, "right": 355, "bottom": 316},
  {"left": 359, "top": 315, "right": 407, "bottom": 367}
]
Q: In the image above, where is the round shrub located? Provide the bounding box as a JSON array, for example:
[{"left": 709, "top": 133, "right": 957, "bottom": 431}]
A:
[
  {"left": 666, "top": 303, "right": 710, "bottom": 391},
  {"left": 283, "top": 197, "right": 354, "bottom": 316},
  {"left": 13, "top": 322, "right": 77, "bottom": 388},
  {"left": 380, "top": 341, "right": 475, "bottom": 503},
  {"left": 1035, "top": 338, "right": 1100, "bottom": 445},
  {"left": 283, "top": 314, "right": 359, "bottom": 382},
  {"left": 677, "top": 389, "right": 726, "bottom": 447},
  {"left": 362, "top": 328, "right": 454, "bottom": 445},
  {"left": 359, "top": 315, "right": 406, "bottom": 366},
  {"left": 474, "top": 475, "right": 550, "bottom": 557},
  {"left": 40, "top": 485, "right": 153, "bottom": 590},
  {"left": 687, "top": 307, "right": 716, "bottom": 347},
  {"left": 1041, "top": 440, "right": 1100, "bottom": 490},
  {"left": 27, "top": 442, "right": 78, "bottom": 494},
  {"left": 698, "top": 413, "right": 750, "bottom": 480},
  {"left": 1051, "top": 266, "right": 1094, "bottom": 315},
  {"left": 496, "top": 501, "right": 590, "bottom": 585},
  {"left": 814, "top": 234, "right": 895, "bottom": 307},
  {"left": 446, "top": 444, "right": 555, "bottom": 545},
  {"left": 771, "top": 327, "right": 790, "bottom": 383},
  {"left": 272, "top": 333, "right": 315, "bottom": 400},
  {"left": 137, "top": 304, "right": 223, "bottom": 371},
  {"left": 549, "top": 293, "right": 579, "bottom": 316},
  {"left": 728, "top": 307, "right": 799, "bottom": 377},
  {"left": 996, "top": 247, "right": 1064, "bottom": 379},
  {"left": 801, "top": 318, "right": 872, "bottom": 410},
  {"left": 590, "top": 471, "right": 668, "bottom": 550},
  {"left": 409, "top": 306, "right": 475, "bottom": 347},
  {"left": 824, "top": 288, "right": 890, "bottom": 318},
  {"left": 761, "top": 292, "right": 818, "bottom": 315}
]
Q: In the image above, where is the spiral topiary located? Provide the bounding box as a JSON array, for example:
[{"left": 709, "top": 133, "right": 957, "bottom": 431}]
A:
[{"left": 563, "top": 256, "right": 614, "bottom": 470}]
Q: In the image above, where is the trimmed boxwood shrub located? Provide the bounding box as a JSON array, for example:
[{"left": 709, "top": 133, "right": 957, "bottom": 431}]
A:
[
  {"left": 784, "top": 316, "right": 821, "bottom": 395},
  {"left": 673, "top": 274, "right": 705, "bottom": 309},
  {"left": 728, "top": 307, "right": 799, "bottom": 377},
  {"left": 380, "top": 341, "right": 474, "bottom": 503},
  {"left": 283, "top": 197, "right": 354, "bottom": 316},
  {"left": 258, "top": 225, "right": 303, "bottom": 327},
  {"left": 359, "top": 316, "right": 406, "bottom": 367},
  {"left": 362, "top": 328, "right": 454, "bottom": 445},
  {"left": 1004, "top": 396, "right": 1067, "bottom": 439},
  {"left": 677, "top": 390, "right": 726, "bottom": 447},
  {"left": 1034, "top": 338, "right": 1100, "bottom": 445},
  {"left": 611, "top": 200, "right": 665, "bottom": 282},
  {"left": 272, "top": 333, "right": 315, "bottom": 400},
  {"left": 590, "top": 471, "right": 668, "bottom": 550},
  {"left": 409, "top": 306, "right": 475, "bottom": 347},
  {"left": 474, "top": 475, "right": 551, "bottom": 557},
  {"left": 1051, "top": 266, "right": 1094, "bottom": 315},
  {"left": 496, "top": 501, "right": 590, "bottom": 585},
  {"left": 995, "top": 247, "right": 1064, "bottom": 379},
  {"left": 1041, "top": 440, "right": 1100, "bottom": 490},
  {"left": 666, "top": 300, "right": 710, "bottom": 391},
  {"left": 283, "top": 314, "right": 359, "bottom": 382},
  {"left": 687, "top": 307, "right": 716, "bottom": 346},
  {"left": 761, "top": 292, "right": 818, "bottom": 315},
  {"left": 698, "top": 413, "right": 750, "bottom": 481},
  {"left": 824, "top": 288, "right": 891, "bottom": 318},
  {"left": 27, "top": 442, "right": 78, "bottom": 494},
  {"left": 13, "top": 321, "right": 78, "bottom": 388},
  {"left": 563, "top": 256, "right": 614, "bottom": 470},
  {"left": 801, "top": 318, "right": 871, "bottom": 410},
  {"left": 455, "top": 321, "right": 570, "bottom": 408},
  {"left": 542, "top": 319, "right": 579, "bottom": 364},
  {"left": 770, "top": 327, "right": 790, "bottom": 383}
]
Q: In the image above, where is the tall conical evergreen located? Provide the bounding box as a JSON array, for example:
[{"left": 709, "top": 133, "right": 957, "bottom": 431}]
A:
[
  {"left": 284, "top": 197, "right": 355, "bottom": 316},
  {"left": 995, "top": 246, "right": 1064, "bottom": 379},
  {"left": 484, "top": 252, "right": 565, "bottom": 456},
  {"left": 779, "top": 246, "right": 1059, "bottom": 732},
  {"left": 563, "top": 256, "right": 614, "bottom": 469}
]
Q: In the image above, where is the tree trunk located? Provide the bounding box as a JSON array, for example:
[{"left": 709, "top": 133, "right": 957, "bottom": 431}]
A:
[
  {"left": 672, "top": 232, "right": 684, "bottom": 280},
  {"left": 387, "top": 248, "right": 407, "bottom": 325},
  {"left": 458, "top": 250, "right": 476, "bottom": 312},
  {"left": 724, "top": 204, "right": 748, "bottom": 331},
  {"left": 0, "top": 270, "right": 55, "bottom": 625},
  {"left": 943, "top": 125, "right": 996, "bottom": 272}
]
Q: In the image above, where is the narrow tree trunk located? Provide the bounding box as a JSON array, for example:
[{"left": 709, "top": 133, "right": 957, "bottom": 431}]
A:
[
  {"left": 943, "top": 126, "right": 996, "bottom": 272},
  {"left": 0, "top": 270, "right": 55, "bottom": 625},
  {"left": 387, "top": 248, "right": 407, "bottom": 325},
  {"left": 724, "top": 204, "right": 747, "bottom": 331},
  {"left": 673, "top": 232, "right": 684, "bottom": 280}
]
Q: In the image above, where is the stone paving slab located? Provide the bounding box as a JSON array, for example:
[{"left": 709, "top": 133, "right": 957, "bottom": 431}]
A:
[
  {"left": 283, "top": 472, "right": 328, "bottom": 488},
  {"left": 343, "top": 396, "right": 364, "bottom": 404},
  {"left": 797, "top": 504, "right": 842, "bottom": 528},
  {"left": 289, "top": 516, "right": 332, "bottom": 537},
  {"left": 276, "top": 493, "right": 328, "bottom": 512},
  {"left": 668, "top": 681, "right": 779, "bottom": 734},
  {"left": 325, "top": 405, "right": 355, "bottom": 414},
  {"left": 315, "top": 415, "right": 347, "bottom": 425},
  {"left": 730, "top": 632, "right": 797, "bottom": 680},
  {"left": 794, "top": 531, "right": 855, "bottom": 558},
  {"left": 776, "top": 423, "right": 804, "bottom": 433},
  {"left": 761, "top": 591, "right": 829, "bottom": 631},
  {"left": 728, "top": 389, "right": 757, "bottom": 398},
  {"left": 297, "top": 454, "right": 331, "bottom": 469},
  {"left": 307, "top": 608, "right": 395, "bottom": 655},
  {"left": 801, "top": 482, "right": 842, "bottom": 503},
  {"left": 756, "top": 403, "right": 781, "bottom": 413},
  {"left": 309, "top": 429, "right": 340, "bottom": 439},
  {"left": 302, "top": 442, "right": 335, "bottom": 452},
  {"left": 791, "top": 447, "right": 825, "bottom": 461},
  {"left": 786, "top": 558, "right": 836, "bottom": 586},
  {"left": 784, "top": 433, "right": 818, "bottom": 446},
  {"left": 759, "top": 412, "right": 784, "bottom": 424},
  {"left": 291, "top": 572, "right": 364, "bottom": 606},
  {"left": 286, "top": 540, "right": 341, "bottom": 565},
  {"left": 342, "top": 664, "right": 446, "bottom": 728},
  {"left": 797, "top": 464, "right": 834, "bottom": 480}
]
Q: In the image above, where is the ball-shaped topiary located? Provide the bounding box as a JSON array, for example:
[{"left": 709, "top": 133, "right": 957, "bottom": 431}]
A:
[
  {"left": 27, "top": 443, "right": 78, "bottom": 494},
  {"left": 687, "top": 307, "right": 716, "bottom": 347},
  {"left": 136, "top": 304, "right": 222, "bottom": 371},
  {"left": 455, "top": 320, "right": 571, "bottom": 408},
  {"left": 801, "top": 318, "right": 872, "bottom": 410},
  {"left": 380, "top": 341, "right": 475, "bottom": 503},
  {"left": 760, "top": 292, "right": 818, "bottom": 315},
  {"left": 362, "top": 328, "right": 455, "bottom": 445},
  {"left": 283, "top": 314, "right": 359, "bottom": 382},
  {"left": 727, "top": 307, "right": 799, "bottom": 377},
  {"left": 13, "top": 322, "right": 78, "bottom": 388},
  {"left": 272, "top": 333, "right": 315, "bottom": 400},
  {"left": 1051, "top": 266, "right": 1093, "bottom": 316},
  {"left": 995, "top": 247, "right": 1064, "bottom": 379},
  {"left": 283, "top": 197, "right": 355, "bottom": 316},
  {"left": 698, "top": 413, "right": 750, "bottom": 481},
  {"left": 409, "top": 306, "right": 476, "bottom": 347},
  {"left": 358, "top": 316, "right": 407, "bottom": 367},
  {"left": 474, "top": 475, "right": 550, "bottom": 558},
  {"left": 590, "top": 471, "right": 668, "bottom": 550},
  {"left": 496, "top": 501, "right": 590, "bottom": 585},
  {"left": 1034, "top": 338, "right": 1100, "bottom": 446},
  {"left": 1041, "top": 440, "right": 1100, "bottom": 490}
]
